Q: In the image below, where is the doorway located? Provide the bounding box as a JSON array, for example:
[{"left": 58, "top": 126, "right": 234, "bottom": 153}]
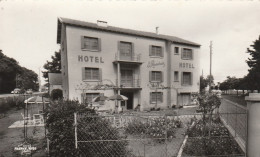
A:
[{"left": 121, "top": 92, "right": 133, "bottom": 110}]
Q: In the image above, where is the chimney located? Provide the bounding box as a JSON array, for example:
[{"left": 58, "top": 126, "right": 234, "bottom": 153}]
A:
[
  {"left": 156, "top": 27, "right": 159, "bottom": 35},
  {"left": 97, "top": 20, "right": 108, "bottom": 27}
]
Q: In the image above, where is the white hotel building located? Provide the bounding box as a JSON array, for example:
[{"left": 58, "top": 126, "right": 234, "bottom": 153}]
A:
[{"left": 57, "top": 17, "right": 200, "bottom": 111}]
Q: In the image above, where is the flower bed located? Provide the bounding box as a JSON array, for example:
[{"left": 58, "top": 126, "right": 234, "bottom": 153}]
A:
[{"left": 183, "top": 118, "right": 244, "bottom": 156}]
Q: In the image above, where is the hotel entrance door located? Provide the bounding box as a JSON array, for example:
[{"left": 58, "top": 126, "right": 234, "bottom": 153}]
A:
[{"left": 121, "top": 92, "right": 133, "bottom": 110}]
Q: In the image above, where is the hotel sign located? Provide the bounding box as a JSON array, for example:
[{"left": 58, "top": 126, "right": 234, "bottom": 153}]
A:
[
  {"left": 179, "top": 62, "right": 194, "bottom": 68},
  {"left": 147, "top": 60, "right": 165, "bottom": 68},
  {"left": 78, "top": 55, "right": 104, "bottom": 63}
]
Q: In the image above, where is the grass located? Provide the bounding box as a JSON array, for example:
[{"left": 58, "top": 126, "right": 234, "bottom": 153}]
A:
[{"left": 222, "top": 95, "right": 247, "bottom": 107}]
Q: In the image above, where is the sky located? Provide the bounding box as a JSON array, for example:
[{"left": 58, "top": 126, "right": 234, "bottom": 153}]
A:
[{"left": 0, "top": 0, "right": 260, "bottom": 85}]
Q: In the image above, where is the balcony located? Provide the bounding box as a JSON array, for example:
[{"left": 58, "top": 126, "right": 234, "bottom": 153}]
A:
[
  {"left": 114, "top": 79, "right": 142, "bottom": 90},
  {"left": 113, "top": 53, "right": 143, "bottom": 65}
]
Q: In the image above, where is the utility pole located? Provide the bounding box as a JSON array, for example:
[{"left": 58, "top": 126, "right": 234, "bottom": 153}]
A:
[{"left": 209, "top": 41, "right": 213, "bottom": 93}]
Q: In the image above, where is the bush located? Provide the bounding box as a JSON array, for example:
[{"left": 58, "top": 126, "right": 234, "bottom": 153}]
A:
[
  {"left": 50, "top": 89, "right": 63, "bottom": 100},
  {"left": 46, "top": 100, "right": 128, "bottom": 157},
  {"left": 0, "top": 96, "right": 24, "bottom": 114}
]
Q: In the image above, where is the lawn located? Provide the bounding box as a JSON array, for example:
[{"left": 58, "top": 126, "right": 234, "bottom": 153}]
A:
[{"left": 222, "top": 95, "right": 247, "bottom": 107}]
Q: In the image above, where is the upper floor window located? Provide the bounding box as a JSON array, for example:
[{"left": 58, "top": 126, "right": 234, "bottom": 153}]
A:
[
  {"left": 82, "top": 67, "right": 102, "bottom": 81},
  {"left": 181, "top": 48, "right": 193, "bottom": 60},
  {"left": 174, "top": 47, "right": 179, "bottom": 54},
  {"left": 150, "top": 45, "right": 163, "bottom": 57},
  {"left": 174, "top": 71, "right": 179, "bottom": 82},
  {"left": 81, "top": 36, "right": 101, "bottom": 51},
  {"left": 150, "top": 92, "right": 163, "bottom": 103},
  {"left": 182, "top": 72, "right": 192, "bottom": 85},
  {"left": 150, "top": 71, "right": 163, "bottom": 82},
  {"left": 119, "top": 41, "right": 133, "bottom": 60}
]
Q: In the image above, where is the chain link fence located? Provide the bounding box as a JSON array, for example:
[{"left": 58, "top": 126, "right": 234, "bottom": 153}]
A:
[{"left": 74, "top": 111, "right": 246, "bottom": 157}]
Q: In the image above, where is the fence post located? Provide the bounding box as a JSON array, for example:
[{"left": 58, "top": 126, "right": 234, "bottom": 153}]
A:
[
  {"left": 245, "top": 93, "right": 260, "bottom": 157},
  {"left": 74, "top": 112, "right": 78, "bottom": 149}
]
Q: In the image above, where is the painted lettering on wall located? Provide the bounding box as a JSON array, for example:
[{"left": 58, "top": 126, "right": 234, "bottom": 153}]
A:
[
  {"left": 78, "top": 55, "right": 104, "bottom": 63},
  {"left": 147, "top": 60, "right": 165, "bottom": 68},
  {"left": 179, "top": 63, "right": 194, "bottom": 68}
]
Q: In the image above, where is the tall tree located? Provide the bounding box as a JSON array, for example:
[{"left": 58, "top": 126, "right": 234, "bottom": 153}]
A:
[
  {"left": 0, "top": 50, "right": 38, "bottom": 93},
  {"left": 42, "top": 51, "right": 61, "bottom": 82},
  {"left": 246, "top": 35, "right": 260, "bottom": 91}
]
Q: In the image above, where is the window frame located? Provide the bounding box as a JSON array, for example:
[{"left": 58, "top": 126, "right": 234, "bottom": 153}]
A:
[
  {"left": 174, "top": 71, "right": 179, "bottom": 82},
  {"left": 181, "top": 48, "right": 193, "bottom": 60},
  {"left": 149, "top": 45, "right": 164, "bottom": 58},
  {"left": 82, "top": 67, "right": 102, "bottom": 82},
  {"left": 150, "top": 71, "right": 163, "bottom": 82},
  {"left": 182, "top": 72, "right": 193, "bottom": 86},
  {"left": 150, "top": 92, "right": 163, "bottom": 104},
  {"left": 174, "top": 47, "right": 179, "bottom": 55},
  {"left": 85, "top": 93, "right": 100, "bottom": 103},
  {"left": 81, "top": 36, "right": 101, "bottom": 52}
]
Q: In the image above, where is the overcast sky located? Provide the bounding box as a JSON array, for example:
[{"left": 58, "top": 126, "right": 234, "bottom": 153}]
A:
[{"left": 0, "top": 0, "right": 260, "bottom": 85}]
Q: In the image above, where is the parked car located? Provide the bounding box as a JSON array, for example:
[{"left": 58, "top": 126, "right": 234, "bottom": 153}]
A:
[
  {"left": 26, "top": 89, "right": 33, "bottom": 94},
  {"left": 11, "top": 88, "right": 21, "bottom": 94}
]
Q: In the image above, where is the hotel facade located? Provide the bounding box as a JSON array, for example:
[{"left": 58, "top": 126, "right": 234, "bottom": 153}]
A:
[{"left": 57, "top": 17, "right": 200, "bottom": 111}]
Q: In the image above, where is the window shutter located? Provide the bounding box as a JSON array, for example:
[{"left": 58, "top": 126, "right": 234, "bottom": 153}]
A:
[
  {"left": 190, "top": 72, "right": 193, "bottom": 85},
  {"left": 161, "top": 47, "right": 164, "bottom": 57},
  {"left": 150, "top": 93, "right": 152, "bottom": 104},
  {"left": 149, "top": 45, "right": 152, "bottom": 56},
  {"left": 117, "top": 41, "right": 121, "bottom": 59},
  {"left": 161, "top": 92, "right": 163, "bottom": 103},
  {"left": 191, "top": 49, "right": 193, "bottom": 60},
  {"left": 181, "top": 48, "right": 184, "bottom": 59},
  {"left": 99, "top": 68, "right": 102, "bottom": 81},
  {"left": 181, "top": 72, "right": 183, "bottom": 85},
  {"left": 161, "top": 71, "right": 164, "bottom": 82},
  {"left": 82, "top": 67, "right": 85, "bottom": 80},
  {"left": 81, "top": 36, "right": 85, "bottom": 49},
  {"left": 81, "top": 93, "right": 85, "bottom": 104},
  {"left": 149, "top": 71, "right": 152, "bottom": 82},
  {"left": 98, "top": 38, "right": 101, "bottom": 51},
  {"left": 131, "top": 42, "right": 134, "bottom": 54}
]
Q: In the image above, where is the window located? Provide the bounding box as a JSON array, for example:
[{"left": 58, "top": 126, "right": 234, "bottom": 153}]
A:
[
  {"left": 85, "top": 93, "right": 99, "bottom": 103},
  {"left": 182, "top": 72, "right": 192, "bottom": 85},
  {"left": 150, "top": 92, "right": 163, "bottom": 103},
  {"left": 150, "top": 71, "right": 163, "bottom": 82},
  {"left": 150, "top": 45, "right": 163, "bottom": 57},
  {"left": 82, "top": 67, "right": 102, "bottom": 81},
  {"left": 81, "top": 36, "right": 101, "bottom": 51},
  {"left": 119, "top": 41, "right": 133, "bottom": 60},
  {"left": 182, "top": 48, "right": 193, "bottom": 60},
  {"left": 175, "top": 47, "right": 179, "bottom": 54},
  {"left": 174, "top": 71, "right": 179, "bottom": 82}
]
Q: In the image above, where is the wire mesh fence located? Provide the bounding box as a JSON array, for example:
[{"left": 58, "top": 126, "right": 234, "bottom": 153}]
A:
[{"left": 75, "top": 111, "right": 246, "bottom": 157}]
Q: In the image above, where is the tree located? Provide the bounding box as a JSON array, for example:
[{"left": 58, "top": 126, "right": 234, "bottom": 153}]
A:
[
  {"left": 42, "top": 51, "right": 61, "bottom": 82},
  {"left": 200, "top": 75, "right": 214, "bottom": 92},
  {"left": 0, "top": 50, "right": 38, "bottom": 93},
  {"left": 246, "top": 35, "right": 260, "bottom": 92}
]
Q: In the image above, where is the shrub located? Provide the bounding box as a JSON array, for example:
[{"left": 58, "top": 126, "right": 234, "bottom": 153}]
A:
[
  {"left": 184, "top": 118, "right": 244, "bottom": 156},
  {"left": 50, "top": 89, "right": 63, "bottom": 100},
  {"left": 46, "top": 100, "right": 128, "bottom": 157},
  {"left": 0, "top": 96, "right": 24, "bottom": 114}
]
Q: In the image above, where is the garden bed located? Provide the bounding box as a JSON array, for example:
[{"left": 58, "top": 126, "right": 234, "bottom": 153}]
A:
[{"left": 182, "top": 117, "right": 244, "bottom": 156}]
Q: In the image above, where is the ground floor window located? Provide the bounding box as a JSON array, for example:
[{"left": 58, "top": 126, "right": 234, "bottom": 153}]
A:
[
  {"left": 85, "top": 93, "right": 99, "bottom": 103},
  {"left": 150, "top": 92, "right": 163, "bottom": 103}
]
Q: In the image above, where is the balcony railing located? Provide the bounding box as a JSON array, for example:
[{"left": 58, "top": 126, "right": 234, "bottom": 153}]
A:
[
  {"left": 114, "top": 53, "right": 141, "bottom": 62},
  {"left": 115, "top": 79, "right": 140, "bottom": 88}
]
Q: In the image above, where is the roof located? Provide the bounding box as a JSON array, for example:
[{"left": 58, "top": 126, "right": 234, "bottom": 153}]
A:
[
  {"left": 48, "top": 73, "right": 62, "bottom": 85},
  {"left": 57, "top": 17, "right": 200, "bottom": 47}
]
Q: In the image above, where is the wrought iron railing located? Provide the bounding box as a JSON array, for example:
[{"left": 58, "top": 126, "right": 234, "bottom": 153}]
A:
[
  {"left": 115, "top": 79, "right": 140, "bottom": 88},
  {"left": 115, "top": 52, "right": 141, "bottom": 62}
]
